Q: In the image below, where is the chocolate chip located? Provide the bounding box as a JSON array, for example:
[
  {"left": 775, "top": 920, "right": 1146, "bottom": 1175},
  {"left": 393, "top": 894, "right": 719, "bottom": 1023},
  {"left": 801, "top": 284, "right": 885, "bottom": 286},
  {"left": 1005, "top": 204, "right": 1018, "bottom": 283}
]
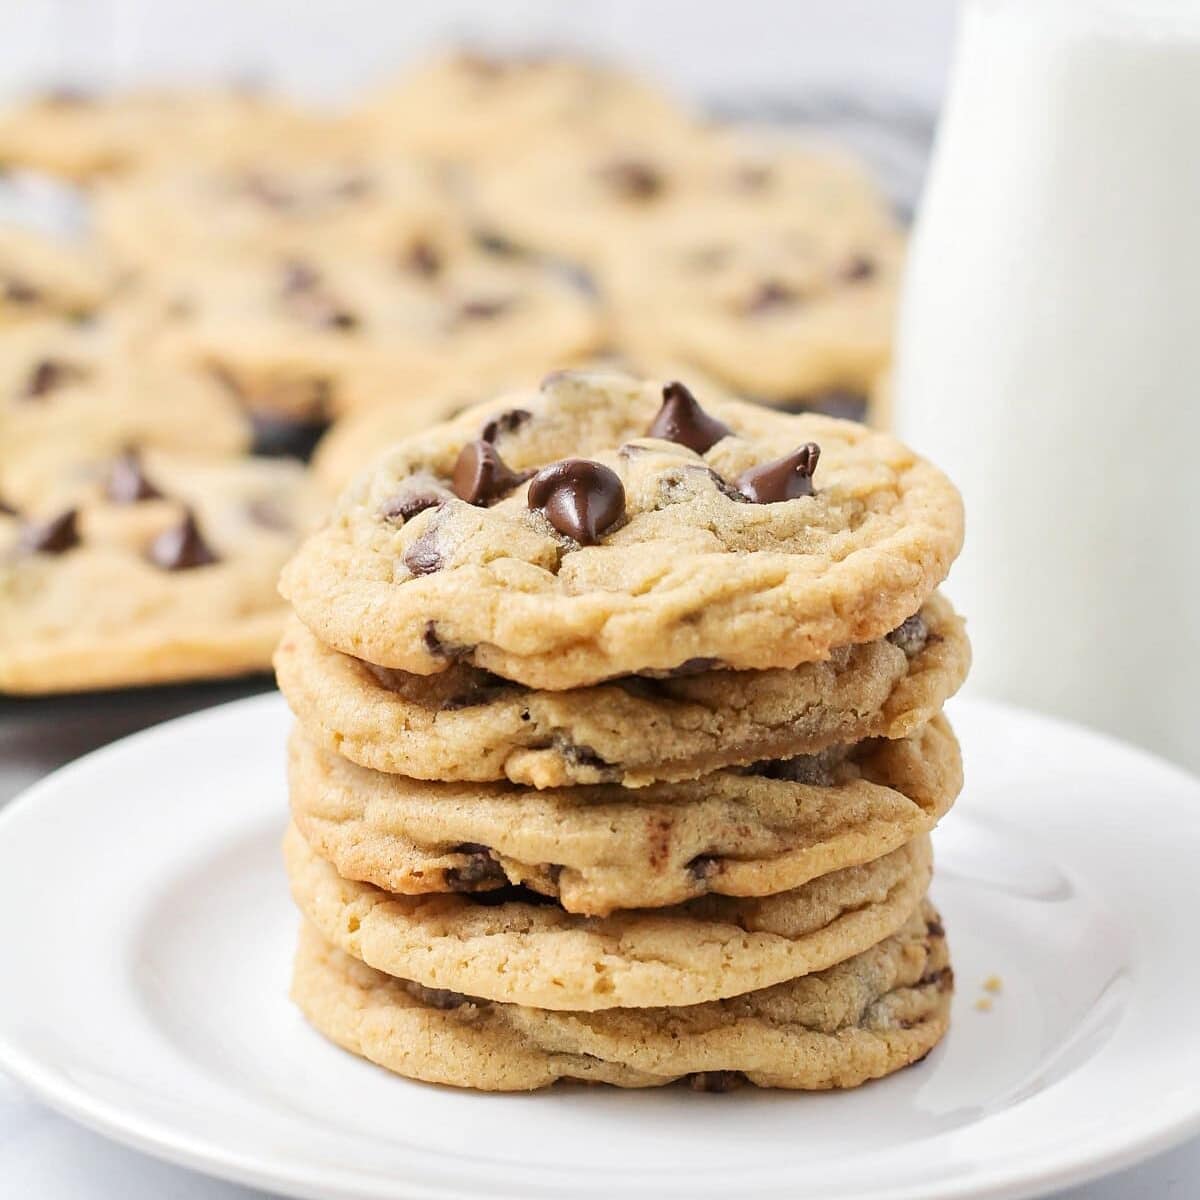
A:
[
  {"left": 843, "top": 255, "right": 877, "bottom": 282},
  {"left": 918, "top": 966, "right": 953, "bottom": 989},
  {"left": 105, "top": 451, "right": 162, "bottom": 504},
  {"left": 21, "top": 359, "right": 72, "bottom": 400},
  {"left": 778, "top": 389, "right": 869, "bottom": 423},
  {"left": 0, "top": 497, "right": 18, "bottom": 517},
  {"left": 445, "top": 845, "right": 507, "bottom": 890},
  {"left": 452, "top": 439, "right": 531, "bottom": 506},
  {"left": 249, "top": 411, "right": 330, "bottom": 461},
  {"left": 639, "top": 657, "right": 722, "bottom": 679},
  {"left": 457, "top": 296, "right": 512, "bottom": 321},
  {"left": 744, "top": 279, "right": 798, "bottom": 314},
  {"left": 688, "top": 855, "right": 720, "bottom": 881},
  {"left": 887, "top": 613, "right": 929, "bottom": 658},
  {"left": 279, "top": 262, "right": 358, "bottom": 330},
  {"left": 147, "top": 511, "right": 218, "bottom": 571},
  {"left": 552, "top": 737, "right": 611, "bottom": 771},
  {"left": 403, "top": 981, "right": 470, "bottom": 1010},
  {"left": 736, "top": 443, "right": 820, "bottom": 504},
  {"left": 405, "top": 239, "right": 442, "bottom": 277},
  {"left": 527, "top": 459, "right": 625, "bottom": 545},
  {"left": 647, "top": 382, "right": 732, "bottom": 454},
  {"left": 747, "top": 745, "right": 846, "bottom": 786},
  {"left": 382, "top": 492, "right": 444, "bottom": 524},
  {"left": 473, "top": 229, "right": 524, "bottom": 258},
  {"left": 688, "top": 1071, "right": 746, "bottom": 1093},
  {"left": 19, "top": 508, "right": 79, "bottom": 555},
  {"left": 422, "top": 621, "right": 471, "bottom": 661},
  {"left": 598, "top": 158, "right": 663, "bottom": 200},
  {"left": 4, "top": 277, "right": 39, "bottom": 305},
  {"left": 466, "top": 884, "right": 557, "bottom": 908},
  {"left": 926, "top": 918, "right": 946, "bottom": 939},
  {"left": 403, "top": 527, "right": 443, "bottom": 575},
  {"left": 246, "top": 496, "right": 292, "bottom": 532},
  {"left": 480, "top": 408, "right": 531, "bottom": 443}
]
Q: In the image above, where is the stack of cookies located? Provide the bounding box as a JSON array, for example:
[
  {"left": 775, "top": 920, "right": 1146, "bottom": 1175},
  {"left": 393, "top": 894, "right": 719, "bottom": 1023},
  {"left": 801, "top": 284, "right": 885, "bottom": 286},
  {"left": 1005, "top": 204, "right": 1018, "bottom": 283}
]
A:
[{"left": 275, "top": 370, "right": 969, "bottom": 1092}]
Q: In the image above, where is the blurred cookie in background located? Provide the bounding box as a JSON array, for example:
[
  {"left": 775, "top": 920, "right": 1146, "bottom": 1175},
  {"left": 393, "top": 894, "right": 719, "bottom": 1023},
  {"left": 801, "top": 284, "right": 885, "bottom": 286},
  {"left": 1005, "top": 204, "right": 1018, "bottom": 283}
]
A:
[
  {"left": 135, "top": 246, "right": 607, "bottom": 451},
  {"left": 0, "top": 450, "right": 324, "bottom": 694},
  {"left": 0, "top": 224, "right": 114, "bottom": 324},
  {"left": 361, "top": 51, "right": 695, "bottom": 168},
  {"left": 93, "top": 156, "right": 450, "bottom": 266},
  {"left": 0, "top": 85, "right": 351, "bottom": 183}
]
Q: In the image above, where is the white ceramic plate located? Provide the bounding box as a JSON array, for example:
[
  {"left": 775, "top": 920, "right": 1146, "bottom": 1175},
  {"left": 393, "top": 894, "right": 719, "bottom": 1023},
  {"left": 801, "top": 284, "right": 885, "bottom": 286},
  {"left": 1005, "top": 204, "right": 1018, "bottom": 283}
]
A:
[{"left": 0, "top": 694, "right": 1198, "bottom": 1200}]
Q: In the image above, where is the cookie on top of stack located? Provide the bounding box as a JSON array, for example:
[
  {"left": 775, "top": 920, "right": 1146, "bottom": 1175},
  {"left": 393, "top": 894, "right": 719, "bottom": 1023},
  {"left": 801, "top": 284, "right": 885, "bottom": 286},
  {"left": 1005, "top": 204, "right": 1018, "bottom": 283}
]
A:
[{"left": 275, "top": 369, "right": 969, "bottom": 1092}]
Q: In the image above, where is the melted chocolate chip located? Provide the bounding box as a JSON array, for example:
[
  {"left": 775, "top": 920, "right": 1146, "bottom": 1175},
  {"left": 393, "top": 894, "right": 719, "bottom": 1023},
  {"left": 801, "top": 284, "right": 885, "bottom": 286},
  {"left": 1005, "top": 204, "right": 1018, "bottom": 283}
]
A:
[
  {"left": 640, "top": 657, "right": 722, "bottom": 679},
  {"left": 249, "top": 411, "right": 330, "bottom": 461},
  {"left": 552, "top": 737, "right": 611, "bottom": 771},
  {"left": 452, "top": 439, "right": 531, "bottom": 506},
  {"left": 405, "top": 239, "right": 442, "bottom": 277},
  {"left": 736, "top": 443, "right": 820, "bottom": 504},
  {"left": 422, "top": 621, "right": 471, "bottom": 661},
  {"left": 457, "top": 296, "right": 512, "bottom": 321},
  {"left": 843, "top": 255, "right": 877, "bottom": 282},
  {"left": 105, "top": 451, "right": 162, "bottom": 504},
  {"left": 688, "top": 1071, "right": 746, "bottom": 1093},
  {"left": 480, "top": 408, "right": 531, "bottom": 443},
  {"left": 445, "top": 845, "right": 507, "bottom": 890},
  {"left": 403, "top": 527, "right": 443, "bottom": 575},
  {"left": 464, "top": 884, "right": 558, "bottom": 908},
  {"left": 22, "top": 358, "right": 72, "bottom": 400},
  {"left": 647, "top": 382, "right": 732, "bottom": 454},
  {"left": 19, "top": 508, "right": 79, "bottom": 555},
  {"left": 279, "top": 262, "right": 357, "bottom": 329},
  {"left": 688, "top": 855, "right": 720, "bottom": 882},
  {"left": 747, "top": 745, "right": 846, "bottom": 787},
  {"left": 527, "top": 459, "right": 625, "bottom": 545},
  {"left": 598, "top": 158, "right": 663, "bottom": 200},
  {"left": 403, "top": 981, "right": 470, "bottom": 1010},
  {"left": 473, "top": 229, "right": 525, "bottom": 258},
  {"left": 887, "top": 612, "right": 929, "bottom": 658},
  {"left": 382, "top": 492, "right": 444, "bottom": 524},
  {"left": 4, "top": 277, "right": 39, "bottom": 305},
  {"left": 147, "top": 511, "right": 218, "bottom": 570},
  {"left": 0, "top": 497, "right": 18, "bottom": 517},
  {"left": 744, "top": 279, "right": 799, "bottom": 314}
]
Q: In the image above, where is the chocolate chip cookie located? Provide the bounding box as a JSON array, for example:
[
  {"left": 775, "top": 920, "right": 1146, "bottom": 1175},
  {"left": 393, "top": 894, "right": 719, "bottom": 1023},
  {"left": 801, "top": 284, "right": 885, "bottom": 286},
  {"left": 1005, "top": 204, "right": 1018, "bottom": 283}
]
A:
[
  {"left": 275, "top": 594, "right": 967, "bottom": 787},
  {"left": 287, "top": 715, "right": 959, "bottom": 915},
  {"left": 280, "top": 372, "right": 963, "bottom": 688},
  {"left": 0, "top": 225, "right": 112, "bottom": 325},
  {"left": 284, "top": 823, "right": 932, "bottom": 1011},
  {"left": 0, "top": 450, "right": 323, "bottom": 692},
  {"left": 291, "top": 900, "right": 951, "bottom": 1091},
  {"left": 142, "top": 248, "right": 605, "bottom": 423},
  {"left": 362, "top": 51, "right": 693, "bottom": 167}
]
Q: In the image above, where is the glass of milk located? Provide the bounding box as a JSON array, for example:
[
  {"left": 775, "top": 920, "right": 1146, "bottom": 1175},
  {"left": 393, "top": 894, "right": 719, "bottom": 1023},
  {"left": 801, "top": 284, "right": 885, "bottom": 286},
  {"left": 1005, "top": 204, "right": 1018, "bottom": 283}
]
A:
[{"left": 895, "top": 0, "right": 1200, "bottom": 771}]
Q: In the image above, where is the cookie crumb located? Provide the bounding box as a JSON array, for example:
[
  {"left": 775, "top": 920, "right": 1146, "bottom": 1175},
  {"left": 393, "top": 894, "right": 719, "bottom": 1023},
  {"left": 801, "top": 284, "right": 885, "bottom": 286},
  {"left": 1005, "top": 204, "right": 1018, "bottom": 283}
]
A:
[
  {"left": 983, "top": 975, "right": 1003, "bottom": 994},
  {"left": 974, "top": 997, "right": 993, "bottom": 1013}
]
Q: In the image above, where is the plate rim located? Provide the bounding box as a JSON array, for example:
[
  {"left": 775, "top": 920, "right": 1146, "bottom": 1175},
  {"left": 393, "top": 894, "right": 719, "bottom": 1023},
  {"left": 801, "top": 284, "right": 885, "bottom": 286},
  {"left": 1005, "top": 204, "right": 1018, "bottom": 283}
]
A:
[{"left": 2, "top": 692, "right": 1200, "bottom": 1200}]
